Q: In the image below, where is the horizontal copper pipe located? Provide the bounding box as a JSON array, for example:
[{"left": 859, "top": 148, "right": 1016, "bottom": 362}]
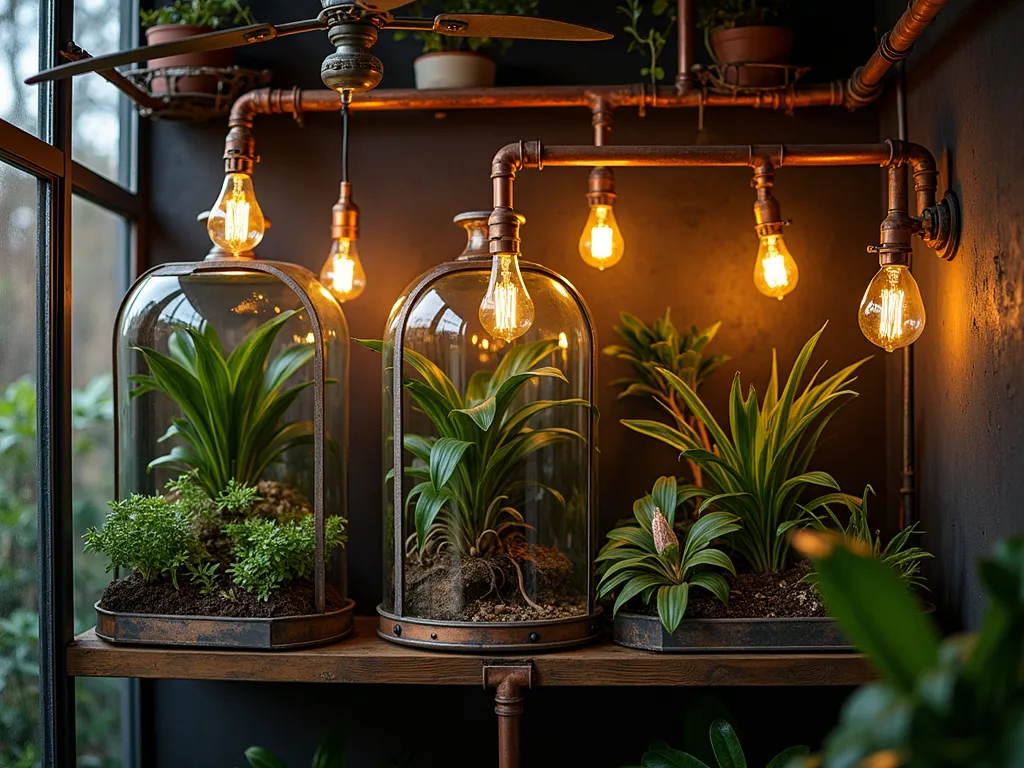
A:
[
  {"left": 530, "top": 143, "right": 896, "bottom": 168},
  {"left": 846, "top": 0, "right": 949, "bottom": 107}
]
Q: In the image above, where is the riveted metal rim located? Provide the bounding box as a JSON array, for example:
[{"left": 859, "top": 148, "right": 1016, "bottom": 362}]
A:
[{"left": 377, "top": 605, "right": 603, "bottom": 652}]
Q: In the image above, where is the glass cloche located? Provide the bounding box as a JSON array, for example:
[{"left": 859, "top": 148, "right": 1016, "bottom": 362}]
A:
[{"left": 370, "top": 211, "right": 601, "bottom": 651}]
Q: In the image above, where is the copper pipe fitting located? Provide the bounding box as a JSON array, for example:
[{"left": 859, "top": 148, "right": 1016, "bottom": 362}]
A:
[
  {"left": 676, "top": 0, "right": 697, "bottom": 94},
  {"left": 847, "top": 0, "right": 949, "bottom": 108},
  {"left": 872, "top": 163, "right": 917, "bottom": 266},
  {"left": 751, "top": 161, "right": 786, "bottom": 238}
]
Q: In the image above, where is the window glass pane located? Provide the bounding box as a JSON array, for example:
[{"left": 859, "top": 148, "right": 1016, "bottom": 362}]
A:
[
  {"left": 71, "top": 195, "right": 124, "bottom": 768},
  {"left": 73, "top": 0, "right": 131, "bottom": 185},
  {"left": 0, "top": 159, "right": 41, "bottom": 766},
  {"left": 0, "top": 0, "right": 41, "bottom": 136}
]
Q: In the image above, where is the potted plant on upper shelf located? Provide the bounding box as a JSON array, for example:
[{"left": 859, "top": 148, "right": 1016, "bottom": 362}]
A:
[
  {"left": 697, "top": 0, "right": 794, "bottom": 87},
  {"left": 140, "top": 0, "right": 256, "bottom": 94},
  {"left": 602, "top": 322, "right": 931, "bottom": 651},
  {"left": 392, "top": 0, "right": 540, "bottom": 89}
]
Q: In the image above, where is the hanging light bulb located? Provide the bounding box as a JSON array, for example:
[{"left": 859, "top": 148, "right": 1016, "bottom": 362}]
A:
[
  {"left": 479, "top": 252, "right": 534, "bottom": 343},
  {"left": 579, "top": 167, "right": 624, "bottom": 270},
  {"left": 207, "top": 172, "right": 265, "bottom": 256},
  {"left": 579, "top": 204, "right": 625, "bottom": 270},
  {"left": 321, "top": 236, "right": 366, "bottom": 302},
  {"left": 319, "top": 181, "right": 365, "bottom": 302},
  {"left": 859, "top": 263, "right": 926, "bottom": 352},
  {"left": 753, "top": 231, "right": 799, "bottom": 300},
  {"left": 750, "top": 163, "right": 797, "bottom": 300}
]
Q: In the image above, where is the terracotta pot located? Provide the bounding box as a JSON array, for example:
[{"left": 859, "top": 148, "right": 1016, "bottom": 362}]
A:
[
  {"left": 413, "top": 51, "right": 496, "bottom": 90},
  {"left": 710, "top": 25, "right": 795, "bottom": 87},
  {"left": 145, "top": 25, "right": 234, "bottom": 95}
]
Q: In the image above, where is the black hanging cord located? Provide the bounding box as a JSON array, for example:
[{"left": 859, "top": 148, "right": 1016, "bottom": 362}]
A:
[{"left": 341, "top": 90, "right": 351, "bottom": 184}]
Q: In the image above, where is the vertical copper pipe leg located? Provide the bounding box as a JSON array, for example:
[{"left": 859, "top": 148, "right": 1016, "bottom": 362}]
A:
[{"left": 483, "top": 665, "right": 533, "bottom": 768}]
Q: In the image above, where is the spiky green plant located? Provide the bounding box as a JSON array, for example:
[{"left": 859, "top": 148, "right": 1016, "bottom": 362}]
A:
[
  {"left": 781, "top": 485, "right": 932, "bottom": 590},
  {"left": 597, "top": 476, "right": 740, "bottom": 632},
  {"left": 623, "top": 324, "right": 868, "bottom": 574},
  {"left": 358, "top": 338, "right": 591, "bottom": 560},
  {"left": 630, "top": 718, "right": 808, "bottom": 768},
  {"left": 130, "top": 309, "right": 314, "bottom": 497},
  {"left": 604, "top": 310, "right": 728, "bottom": 487}
]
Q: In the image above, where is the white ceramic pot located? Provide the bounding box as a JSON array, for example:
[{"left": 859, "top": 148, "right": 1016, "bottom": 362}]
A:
[{"left": 413, "top": 52, "right": 497, "bottom": 89}]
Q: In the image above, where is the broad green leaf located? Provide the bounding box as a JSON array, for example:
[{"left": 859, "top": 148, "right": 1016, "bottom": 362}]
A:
[
  {"left": 414, "top": 484, "right": 447, "bottom": 548},
  {"left": 312, "top": 728, "right": 347, "bottom": 768},
  {"left": 709, "top": 719, "right": 747, "bottom": 768},
  {"left": 657, "top": 582, "right": 689, "bottom": 633},
  {"left": 244, "top": 747, "right": 288, "bottom": 768},
  {"left": 613, "top": 574, "right": 666, "bottom": 616},
  {"left": 452, "top": 396, "right": 496, "bottom": 431},
  {"left": 652, "top": 476, "right": 678, "bottom": 525},
  {"left": 429, "top": 437, "right": 473, "bottom": 490},
  {"left": 689, "top": 572, "right": 730, "bottom": 604},
  {"left": 765, "top": 746, "right": 809, "bottom": 768}
]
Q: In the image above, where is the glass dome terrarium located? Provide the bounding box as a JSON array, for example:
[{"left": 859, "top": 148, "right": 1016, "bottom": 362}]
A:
[
  {"left": 93, "top": 218, "right": 353, "bottom": 649},
  {"left": 365, "top": 211, "right": 601, "bottom": 651}
]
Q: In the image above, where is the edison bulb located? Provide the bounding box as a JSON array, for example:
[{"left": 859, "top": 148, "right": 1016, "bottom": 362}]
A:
[
  {"left": 207, "top": 173, "right": 265, "bottom": 255},
  {"left": 579, "top": 204, "right": 625, "bottom": 270},
  {"left": 320, "top": 237, "right": 366, "bottom": 302},
  {"left": 753, "top": 232, "right": 799, "bottom": 300},
  {"left": 479, "top": 253, "right": 534, "bottom": 342},
  {"left": 858, "top": 264, "right": 926, "bottom": 352}
]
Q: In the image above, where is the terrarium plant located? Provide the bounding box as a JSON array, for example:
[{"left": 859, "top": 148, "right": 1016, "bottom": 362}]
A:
[
  {"left": 139, "top": 0, "right": 255, "bottom": 29},
  {"left": 781, "top": 485, "right": 932, "bottom": 590},
  {"left": 597, "top": 476, "right": 740, "bottom": 632},
  {"left": 359, "top": 337, "right": 591, "bottom": 620},
  {"left": 623, "top": 323, "right": 867, "bottom": 574},
  {"left": 604, "top": 310, "right": 728, "bottom": 486},
  {"left": 130, "top": 308, "right": 314, "bottom": 498},
  {"left": 618, "top": 0, "right": 678, "bottom": 86}
]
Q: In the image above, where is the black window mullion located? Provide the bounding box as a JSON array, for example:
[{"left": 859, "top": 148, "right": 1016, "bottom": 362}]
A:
[{"left": 36, "top": 0, "right": 77, "bottom": 766}]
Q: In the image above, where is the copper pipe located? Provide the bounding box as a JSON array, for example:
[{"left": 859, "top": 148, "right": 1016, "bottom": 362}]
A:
[
  {"left": 676, "top": 0, "right": 696, "bottom": 94},
  {"left": 846, "top": 0, "right": 949, "bottom": 108},
  {"left": 483, "top": 666, "right": 532, "bottom": 768}
]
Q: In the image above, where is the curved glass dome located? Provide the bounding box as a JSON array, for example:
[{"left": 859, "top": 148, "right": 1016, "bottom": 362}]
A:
[
  {"left": 113, "top": 257, "right": 350, "bottom": 630},
  {"left": 377, "top": 212, "right": 600, "bottom": 650}
]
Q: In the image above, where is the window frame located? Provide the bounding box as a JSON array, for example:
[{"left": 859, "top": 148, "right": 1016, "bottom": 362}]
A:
[{"left": 0, "top": 1, "right": 144, "bottom": 766}]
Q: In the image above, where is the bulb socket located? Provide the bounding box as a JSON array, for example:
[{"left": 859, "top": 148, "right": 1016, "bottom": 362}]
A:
[
  {"left": 488, "top": 206, "right": 523, "bottom": 256},
  {"left": 331, "top": 181, "right": 360, "bottom": 241},
  {"left": 751, "top": 161, "right": 787, "bottom": 238},
  {"left": 586, "top": 167, "right": 616, "bottom": 208},
  {"left": 224, "top": 126, "right": 256, "bottom": 176}
]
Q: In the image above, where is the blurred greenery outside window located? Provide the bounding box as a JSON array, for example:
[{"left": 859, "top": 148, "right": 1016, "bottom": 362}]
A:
[{"left": 1, "top": 0, "right": 137, "bottom": 765}]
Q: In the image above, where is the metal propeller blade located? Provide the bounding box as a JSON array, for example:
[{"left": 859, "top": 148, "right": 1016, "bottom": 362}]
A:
[
  {"left": 25, "top": 18, "right": 325, "bottom": 84},
  {"left": 386, "top": 14, "right": 612, "bottom": 42}
]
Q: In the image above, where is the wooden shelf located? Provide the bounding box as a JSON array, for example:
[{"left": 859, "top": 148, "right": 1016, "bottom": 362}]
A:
[{"left": 67, "top": 616, "right": 871, "bottom": 687}]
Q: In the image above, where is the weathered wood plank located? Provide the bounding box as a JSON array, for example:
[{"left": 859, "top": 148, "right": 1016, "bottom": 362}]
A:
[{"left": 66, "top": 616, "right": 872, "bottom": 687}]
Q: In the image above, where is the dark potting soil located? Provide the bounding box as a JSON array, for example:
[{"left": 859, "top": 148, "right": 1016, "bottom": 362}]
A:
[
  {"left": 99, "top": 571, "right": 347, "bottom": 618},
  {"left": 405, "top": 539, "right": 587, "bottom": 622},
  {"left": 678, "top": 560, "right": 828, "bottom": 619}
]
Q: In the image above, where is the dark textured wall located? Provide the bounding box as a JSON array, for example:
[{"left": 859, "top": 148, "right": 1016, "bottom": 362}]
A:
[
  {"left": 876, "top": 0, "right": 1024, "bottom": 630},
  {"left": 142, "top": 1, "right": 888, "bottom": 763}
]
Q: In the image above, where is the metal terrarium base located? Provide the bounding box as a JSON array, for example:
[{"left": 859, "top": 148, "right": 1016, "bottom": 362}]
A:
[
  {"left": 95, "top": 599, "right": 356, "bottom": 650},
  {"left": 378, "top": 606, "right": 603, "bottom": 652},
  {"left": 613, "top": 611, "right": 852, "bottom": 652}
]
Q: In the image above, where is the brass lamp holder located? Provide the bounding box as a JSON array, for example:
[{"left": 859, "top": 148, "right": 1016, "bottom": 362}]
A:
[
  {"left": 331, "top": 181, "right": 359, "bottom": 241},
  {"left": 751, "top": 161, "right": 790, "bottom": 238},
  {"left": 586, "top": 167, "right": 616, "bottom": 208}
]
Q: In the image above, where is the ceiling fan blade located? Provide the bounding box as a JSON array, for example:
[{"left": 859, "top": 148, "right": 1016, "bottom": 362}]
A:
[
  {"left": 25, "top": 18, "right": 324, "bottom": 85},
  {"left": 353, "top": 0, "right": 412, "bottom": 10},
  {"left": 427, "top": 14, "right": 612, "bottom": 42}
]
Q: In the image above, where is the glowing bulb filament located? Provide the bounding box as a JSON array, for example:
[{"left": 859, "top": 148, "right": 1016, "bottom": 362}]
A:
[
  {"left": 579, "top": 204, "right": 625, "bottom": 270},
  {"left": 761, "top": 247, "right": 789, "bottom": 290},
  {"left": 224, "top": 177, "right": 251, "bottom": 249},
  {"left": 879, "top": 274, "right": 906, "bottom": 343},
  {"left": 590, "top": 210, "right": 614, "bottom": 260},
  {"left": 493, "top": 256, "right": 519, "bottom": 337},
  {"left": 332, "top": 254, "right": 356, "bottom": 295}
]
